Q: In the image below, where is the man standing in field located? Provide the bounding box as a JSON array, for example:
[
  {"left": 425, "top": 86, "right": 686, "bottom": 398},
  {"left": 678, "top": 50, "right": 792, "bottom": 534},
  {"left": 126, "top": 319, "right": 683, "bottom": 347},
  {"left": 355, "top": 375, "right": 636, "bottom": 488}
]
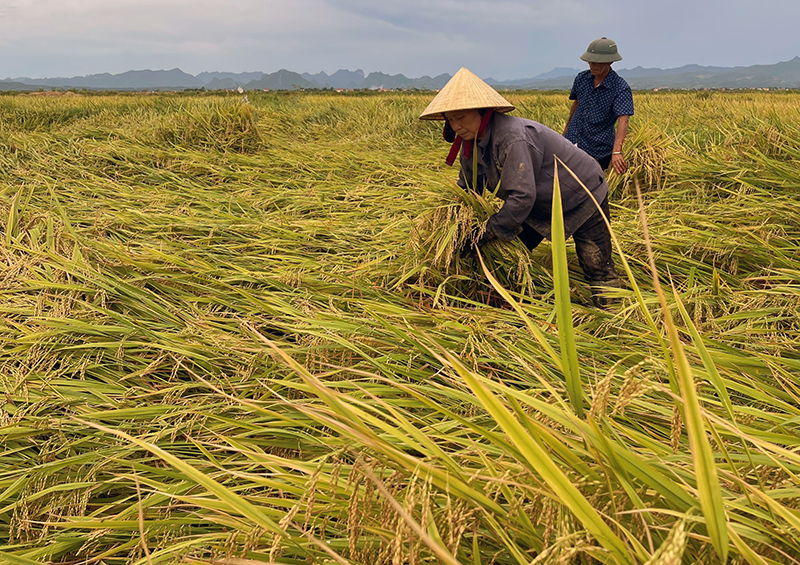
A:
[
  {"left": 420, "top": 68, "right": 622, "bottom": 307},
  {"left": 563, "top": 37, "right": 634, "bottom": 175}
]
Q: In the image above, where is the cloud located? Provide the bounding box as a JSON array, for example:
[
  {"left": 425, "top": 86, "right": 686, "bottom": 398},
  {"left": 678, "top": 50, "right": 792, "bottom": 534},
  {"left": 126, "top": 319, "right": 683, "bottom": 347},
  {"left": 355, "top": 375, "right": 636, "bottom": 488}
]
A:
[
  {"left": 0, "top": 0, "right": 356, "bottom": 74},
  {"left": 2, "top": 1, "right": 319, "bottom": 42},
  {"left": 0, "top": 0, "right": 797, "bottom": 79},
  {"left": 324, "top": 0, "right": 597, "bottom": 30},
  {"left": 0, "top": 0, "right": 610, "bottom": 77}
]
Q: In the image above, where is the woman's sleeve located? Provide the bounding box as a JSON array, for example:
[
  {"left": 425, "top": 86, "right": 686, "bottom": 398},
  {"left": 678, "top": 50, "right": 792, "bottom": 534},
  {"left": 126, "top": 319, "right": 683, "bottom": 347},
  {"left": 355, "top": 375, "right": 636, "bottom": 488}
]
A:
[{"left": 486, "top": 140, "right": 537, "bottom": 240}]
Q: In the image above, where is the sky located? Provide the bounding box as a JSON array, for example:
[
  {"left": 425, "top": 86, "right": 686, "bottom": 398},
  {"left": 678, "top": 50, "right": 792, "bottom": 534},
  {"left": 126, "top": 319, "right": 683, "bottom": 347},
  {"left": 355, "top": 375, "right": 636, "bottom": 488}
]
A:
[{"left": 1, "top": 0, "right": 799, "bottom": 80}]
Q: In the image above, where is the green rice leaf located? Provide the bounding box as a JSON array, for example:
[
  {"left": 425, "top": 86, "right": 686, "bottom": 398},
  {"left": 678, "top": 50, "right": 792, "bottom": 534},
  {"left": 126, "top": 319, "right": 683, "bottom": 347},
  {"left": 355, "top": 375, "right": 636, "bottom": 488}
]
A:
[{"left": 551, "top": 162, "right": 584, "bottom": 417}]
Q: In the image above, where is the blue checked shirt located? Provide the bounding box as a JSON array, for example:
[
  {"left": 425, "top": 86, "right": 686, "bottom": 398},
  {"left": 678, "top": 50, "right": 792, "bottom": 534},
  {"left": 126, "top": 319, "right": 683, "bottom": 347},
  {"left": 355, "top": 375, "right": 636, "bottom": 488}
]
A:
[{"left": 565, "top": 69, "right": 634, "bottom": 161}]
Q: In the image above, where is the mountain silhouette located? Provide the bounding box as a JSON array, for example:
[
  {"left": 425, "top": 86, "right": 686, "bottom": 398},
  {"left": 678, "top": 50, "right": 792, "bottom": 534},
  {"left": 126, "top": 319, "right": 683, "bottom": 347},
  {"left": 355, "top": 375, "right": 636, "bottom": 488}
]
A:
[{"left": 4, "top": 58, "right": 800, "bottom": 91}]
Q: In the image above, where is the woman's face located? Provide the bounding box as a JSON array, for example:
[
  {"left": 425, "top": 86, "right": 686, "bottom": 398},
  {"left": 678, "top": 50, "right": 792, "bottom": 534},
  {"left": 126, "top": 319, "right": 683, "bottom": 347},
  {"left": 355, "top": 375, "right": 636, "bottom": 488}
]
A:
[{"left": 443, "top": 109, "right": 483, "bottom": 140}]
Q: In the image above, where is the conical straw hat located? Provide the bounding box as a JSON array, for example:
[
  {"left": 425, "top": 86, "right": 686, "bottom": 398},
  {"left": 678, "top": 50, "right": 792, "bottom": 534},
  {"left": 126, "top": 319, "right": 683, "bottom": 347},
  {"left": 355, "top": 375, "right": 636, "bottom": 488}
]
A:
[{"left": 419, "top": 67, "right": 514, "bottom": 120}]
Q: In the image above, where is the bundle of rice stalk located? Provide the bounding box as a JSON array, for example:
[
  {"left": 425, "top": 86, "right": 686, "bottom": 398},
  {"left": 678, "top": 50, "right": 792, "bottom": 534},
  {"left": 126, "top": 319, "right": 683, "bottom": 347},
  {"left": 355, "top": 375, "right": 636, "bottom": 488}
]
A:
[
  {"left": 606, "top": 119, "right": 677, "bottom": 198},
  {"left": 405, "top": 181, "right": 541, "bottom": 299}
]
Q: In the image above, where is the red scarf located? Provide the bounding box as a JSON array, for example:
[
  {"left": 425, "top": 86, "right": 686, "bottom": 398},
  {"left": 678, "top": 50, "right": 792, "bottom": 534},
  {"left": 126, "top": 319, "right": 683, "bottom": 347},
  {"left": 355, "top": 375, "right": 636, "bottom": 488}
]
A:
[{"left": 444, "top": 109, "right": 493, "bottom": 166}]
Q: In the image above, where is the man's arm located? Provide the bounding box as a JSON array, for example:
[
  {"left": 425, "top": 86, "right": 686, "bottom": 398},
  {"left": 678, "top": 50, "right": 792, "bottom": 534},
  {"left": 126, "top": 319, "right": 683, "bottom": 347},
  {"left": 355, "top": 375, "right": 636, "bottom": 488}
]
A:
[
  {"left": 563, "top": 99, "right": 578, "bottom": 136},
  {"left": 610, "top": 115, "right": 630, "bottom": 174}
]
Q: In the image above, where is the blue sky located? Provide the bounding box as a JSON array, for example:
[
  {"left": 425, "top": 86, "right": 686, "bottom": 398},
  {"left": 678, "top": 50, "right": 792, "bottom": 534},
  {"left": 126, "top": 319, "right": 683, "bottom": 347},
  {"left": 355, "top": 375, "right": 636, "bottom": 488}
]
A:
[{"left": 1, "top": 0, "right": 798, "bottom": 79}]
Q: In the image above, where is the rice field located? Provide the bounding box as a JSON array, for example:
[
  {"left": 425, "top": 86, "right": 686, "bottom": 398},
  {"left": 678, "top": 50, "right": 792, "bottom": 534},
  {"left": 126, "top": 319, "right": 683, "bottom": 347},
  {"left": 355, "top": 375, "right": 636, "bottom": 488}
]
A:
[{"left": 0, "top": 88, "right": 799, "bottom": 564}]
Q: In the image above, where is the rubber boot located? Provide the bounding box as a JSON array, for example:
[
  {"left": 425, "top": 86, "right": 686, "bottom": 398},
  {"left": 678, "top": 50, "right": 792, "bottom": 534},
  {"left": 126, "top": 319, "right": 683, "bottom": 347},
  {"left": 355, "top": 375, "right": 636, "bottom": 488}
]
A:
[{"left": 590, "top": 278, "right": 623, "bottom": 309}]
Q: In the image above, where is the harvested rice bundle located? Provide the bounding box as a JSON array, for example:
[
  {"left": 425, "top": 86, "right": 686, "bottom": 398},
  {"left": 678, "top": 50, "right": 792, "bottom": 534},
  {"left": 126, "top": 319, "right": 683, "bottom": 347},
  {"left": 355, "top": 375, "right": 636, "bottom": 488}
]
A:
[
  {"left": 406, "top": 180, "right": 541, "bottom": 298},
  {"left": 606, "top": 120, "right": 676, "bottom": 197}
]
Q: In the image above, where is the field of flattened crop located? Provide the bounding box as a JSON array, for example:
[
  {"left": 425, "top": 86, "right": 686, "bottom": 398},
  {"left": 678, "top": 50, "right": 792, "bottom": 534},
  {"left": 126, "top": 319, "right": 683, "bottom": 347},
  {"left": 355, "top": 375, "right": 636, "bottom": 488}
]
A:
[{"left": 1, "top": 89, "right": 800, "bottom": 564}]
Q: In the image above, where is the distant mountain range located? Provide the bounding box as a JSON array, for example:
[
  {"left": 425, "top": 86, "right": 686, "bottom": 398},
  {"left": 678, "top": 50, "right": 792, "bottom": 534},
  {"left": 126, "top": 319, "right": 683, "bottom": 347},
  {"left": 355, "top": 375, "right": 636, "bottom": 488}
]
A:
[{"left": 3, "top": 57, "right": 799, "bottom": 91}]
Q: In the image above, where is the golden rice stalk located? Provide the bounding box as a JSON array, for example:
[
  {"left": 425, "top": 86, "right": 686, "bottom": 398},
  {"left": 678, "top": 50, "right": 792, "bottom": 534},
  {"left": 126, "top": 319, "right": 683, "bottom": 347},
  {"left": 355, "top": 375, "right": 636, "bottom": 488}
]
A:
[
  {"left": 407, "top": 181, "right": 541, "bottom": 297},
  {"left": 606, "top": 120, "right": 677, "bottom": 197},
  {"left": 644, "top": 519, "right": 687, "bottom": 565}
]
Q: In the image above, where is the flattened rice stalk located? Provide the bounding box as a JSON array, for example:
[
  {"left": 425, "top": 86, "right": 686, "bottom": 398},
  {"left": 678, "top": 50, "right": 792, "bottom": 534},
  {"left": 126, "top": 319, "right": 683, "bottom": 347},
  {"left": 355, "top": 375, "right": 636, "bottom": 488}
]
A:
[{"left": 2, "top": 90, "right": 800, "bottom": 564}]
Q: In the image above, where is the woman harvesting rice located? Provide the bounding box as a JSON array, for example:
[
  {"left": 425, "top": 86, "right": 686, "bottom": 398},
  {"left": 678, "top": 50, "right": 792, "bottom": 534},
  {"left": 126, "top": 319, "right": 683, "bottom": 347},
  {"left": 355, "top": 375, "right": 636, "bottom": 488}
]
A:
[{"left": 420, "top": 67, "right": 622, "bottom": 307}]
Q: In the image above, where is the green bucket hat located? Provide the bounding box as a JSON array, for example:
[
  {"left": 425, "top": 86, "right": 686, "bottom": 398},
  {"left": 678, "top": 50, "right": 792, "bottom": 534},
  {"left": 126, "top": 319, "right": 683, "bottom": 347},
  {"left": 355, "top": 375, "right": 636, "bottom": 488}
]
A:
[{"left": 580, "top": 37, "right": 623, "bottom": 63}]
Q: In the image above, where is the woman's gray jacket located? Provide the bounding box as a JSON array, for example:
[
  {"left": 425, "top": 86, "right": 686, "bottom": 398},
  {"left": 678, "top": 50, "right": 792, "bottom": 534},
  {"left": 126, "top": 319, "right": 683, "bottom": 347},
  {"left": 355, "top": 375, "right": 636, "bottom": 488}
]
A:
[{"left": 457, "top": 112, "right": 608, "bottom": 241}]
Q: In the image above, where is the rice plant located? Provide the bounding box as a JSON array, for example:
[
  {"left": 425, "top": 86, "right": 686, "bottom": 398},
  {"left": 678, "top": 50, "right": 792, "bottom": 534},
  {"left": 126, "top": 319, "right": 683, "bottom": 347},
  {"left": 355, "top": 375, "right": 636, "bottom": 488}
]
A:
[{"left": 0, "top": 89, "right": 799, "bottom": 564}]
